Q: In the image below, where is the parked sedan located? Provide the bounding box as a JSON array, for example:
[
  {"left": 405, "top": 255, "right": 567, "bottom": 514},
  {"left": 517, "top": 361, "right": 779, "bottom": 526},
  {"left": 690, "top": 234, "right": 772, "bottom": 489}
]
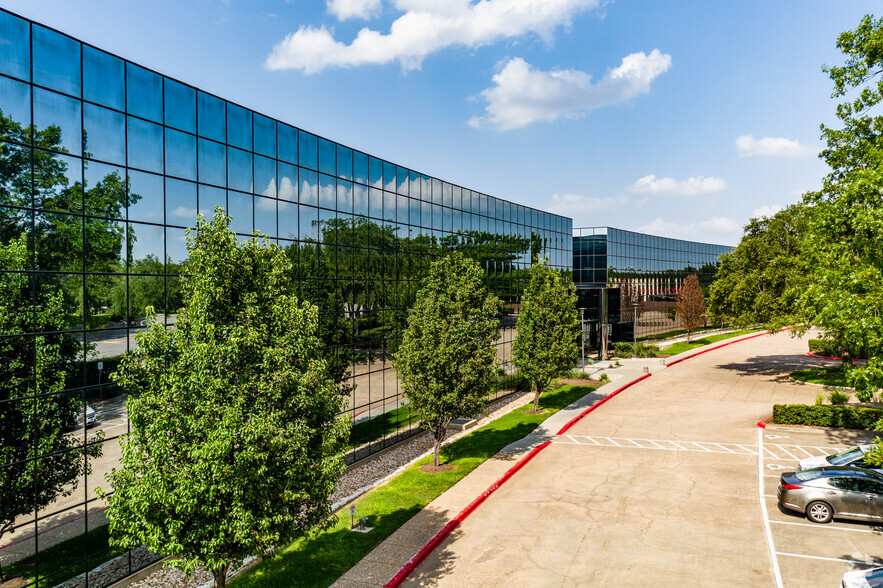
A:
[
  {"left": 798, "top": 444, "right": 880, "bottom": 473},
  {"left": 777, "top": 466, "right": 883, "bottom": 523},
  {"left": 842, "top": 566, "right": 883, "bottom": 588}
]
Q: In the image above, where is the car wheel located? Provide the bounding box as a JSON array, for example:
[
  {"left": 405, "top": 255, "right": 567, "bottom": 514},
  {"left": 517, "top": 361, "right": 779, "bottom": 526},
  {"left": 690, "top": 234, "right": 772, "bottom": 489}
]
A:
[{"left": 806, "top": 500, "right": 833, "bottom": 523}]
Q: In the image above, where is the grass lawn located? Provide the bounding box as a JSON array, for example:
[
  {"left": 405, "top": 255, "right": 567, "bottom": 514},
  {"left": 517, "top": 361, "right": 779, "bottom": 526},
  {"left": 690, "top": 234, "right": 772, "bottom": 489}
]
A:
[
  {"left": 661, "top": 330, "right": 760, "bottom": 356},
  {"left": 3, "top": 523, "right": 126, "bottom": 587},
  {"left": 232, "top": 384, "right": 597, "bottom": 588},
  {"left": 790, "top": 366, "right": 849, "bottom": 387}
]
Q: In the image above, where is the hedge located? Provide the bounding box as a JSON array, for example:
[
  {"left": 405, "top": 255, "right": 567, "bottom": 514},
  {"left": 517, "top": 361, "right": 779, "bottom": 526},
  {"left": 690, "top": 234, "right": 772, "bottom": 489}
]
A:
[{"left": 772, "top": 404, "right": 883, "bottom": 429}]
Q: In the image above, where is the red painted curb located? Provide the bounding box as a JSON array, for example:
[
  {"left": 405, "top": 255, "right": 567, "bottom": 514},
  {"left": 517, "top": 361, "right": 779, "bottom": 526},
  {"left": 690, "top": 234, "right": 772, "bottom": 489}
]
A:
[
  {"left": 384, "top": 440, "right": 553, "bottom": 588},
  {"left": 556, "top": 373, "right": 652, "bottom": 436},
  {"left": 806, "top": 352, "right": 842, "bottom": 361},
  {"left": 665, "top": 330, "right": 773, "bottom": 367}
]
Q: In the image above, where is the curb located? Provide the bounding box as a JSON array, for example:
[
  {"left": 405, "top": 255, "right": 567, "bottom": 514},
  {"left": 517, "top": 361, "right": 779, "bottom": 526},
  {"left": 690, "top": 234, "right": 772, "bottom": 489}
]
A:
[{"left": 556, "top": 373, "right": 652, "bottom": 435}]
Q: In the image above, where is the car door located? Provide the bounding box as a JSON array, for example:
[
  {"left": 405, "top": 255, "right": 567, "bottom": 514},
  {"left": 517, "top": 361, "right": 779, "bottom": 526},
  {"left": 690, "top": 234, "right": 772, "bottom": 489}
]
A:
[
  {"left": 827, "top": 477, "right": 868, "bottom": 517},
  {"left": 855, "top": 478, "right": 883, "bottom": 520}
]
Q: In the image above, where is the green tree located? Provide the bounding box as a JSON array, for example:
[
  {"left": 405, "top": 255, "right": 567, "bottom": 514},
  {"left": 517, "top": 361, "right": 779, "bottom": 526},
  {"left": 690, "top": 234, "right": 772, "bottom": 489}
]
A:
[
  {"left": 0, "top": 235, "right": 103, "bottom": 582},
  {"left": 512, "top": 259, "right": 580, "bottom": 411},
  {"left": 393, "top": 252, "right": 500, "bottom": 467},
  {"left": 676, "top": 275, "right": 708, "bottom": 343},
  {"left": 102, "top": 212, "right": 349, "bottom": 588}
]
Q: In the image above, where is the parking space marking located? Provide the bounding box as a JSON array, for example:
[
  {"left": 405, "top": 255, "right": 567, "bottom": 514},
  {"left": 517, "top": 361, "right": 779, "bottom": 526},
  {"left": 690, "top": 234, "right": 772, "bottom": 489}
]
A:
[
  {"left": 758, "top": 427, "right": 785, "bottom": 588},
  {"left": 769, "top": 520, "right": 883, "bottom": 535},
  {"left": 552, "top": 435, "right": 758, "bottom": 455},
  {"left": 776, "top": 552, "right": 877, "bottom": 566}
]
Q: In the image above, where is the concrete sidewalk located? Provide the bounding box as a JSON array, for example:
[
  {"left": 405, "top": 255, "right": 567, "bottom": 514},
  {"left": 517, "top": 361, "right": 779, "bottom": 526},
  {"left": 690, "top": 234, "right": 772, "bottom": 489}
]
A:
[{"left": 330, "top": 333, "right": 762, "bottom": 587}]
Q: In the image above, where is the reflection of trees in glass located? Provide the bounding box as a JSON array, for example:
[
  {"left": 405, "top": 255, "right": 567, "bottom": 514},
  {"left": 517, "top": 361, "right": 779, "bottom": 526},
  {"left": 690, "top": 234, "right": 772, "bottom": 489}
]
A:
[
  {"left": 0, "top": 236, "right": 102, "bottom": 582},
  {"left": 108, "top": 256, "right": 185, "bottom": 322}
]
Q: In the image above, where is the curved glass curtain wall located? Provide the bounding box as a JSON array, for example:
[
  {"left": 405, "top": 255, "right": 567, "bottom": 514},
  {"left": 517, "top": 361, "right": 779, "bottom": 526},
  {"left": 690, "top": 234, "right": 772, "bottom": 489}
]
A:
[
  {"left": 573, "top": 227, "right": 732, "bottom": 343},
  {"left": 0, "top": 9, "right": 573, "bottom": 587}
]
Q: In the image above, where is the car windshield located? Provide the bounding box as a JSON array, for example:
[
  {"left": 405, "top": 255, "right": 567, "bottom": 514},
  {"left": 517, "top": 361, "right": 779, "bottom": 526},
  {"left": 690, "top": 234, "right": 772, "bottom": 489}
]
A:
[
  {"left": 794, "top": 470, "right": 824, "bottom": 482},
  {"left": 827, "top": 447, "right": 863, "bottom": 465}
]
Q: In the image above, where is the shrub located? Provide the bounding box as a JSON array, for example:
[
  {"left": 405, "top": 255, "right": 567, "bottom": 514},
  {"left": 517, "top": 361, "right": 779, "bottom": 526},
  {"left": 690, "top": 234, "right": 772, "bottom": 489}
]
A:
[
  {"left": 828, "top": 389, "right": 850, "bottom": 405},
  {"left": 598, "top": 373, "right": 610, "bottom": 383},
  {"left": 815, "top": 392, "right": 825, "bottom": 406},
  {"left": 614, "top": 342, "right": 633, "bottom": 356},
  {"left": 772, "top": 404, "right": 883, "bottom": 429}
]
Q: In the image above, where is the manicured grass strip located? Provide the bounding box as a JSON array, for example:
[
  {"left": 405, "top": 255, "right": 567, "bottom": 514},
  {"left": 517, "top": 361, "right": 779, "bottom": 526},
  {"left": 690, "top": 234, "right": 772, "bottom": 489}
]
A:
[
  {"left": 348, "top": 404, "right": 419, "bottom": 446},
  {"left": 790, "top": 367, "right": 849, "bottom": 387},
  {"left": 637, "top": 325, "right": 722, "bottom": 342},
  {"left": 4, "top": 523, "right": 126, "bottom": 586},
  {"left": 232, "top": 384, "right": 597, "bottom": 588},
  {"left": 662, "top": 329, "right": 759, "bottom": 355}
]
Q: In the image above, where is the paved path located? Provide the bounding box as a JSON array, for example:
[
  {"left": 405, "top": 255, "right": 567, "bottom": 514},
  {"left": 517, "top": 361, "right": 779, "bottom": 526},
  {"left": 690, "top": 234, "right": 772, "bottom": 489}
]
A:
[{"left": 333, "top": 331, "right": 873, "bottom": 587}]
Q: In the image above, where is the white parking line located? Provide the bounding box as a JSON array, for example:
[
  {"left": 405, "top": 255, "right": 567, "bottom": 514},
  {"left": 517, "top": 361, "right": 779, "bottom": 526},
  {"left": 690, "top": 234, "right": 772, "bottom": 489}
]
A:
[
  {"left": 790, "top": 446, "right": 817, "bottom": 458},
  {"left": 758, "top": 427, "right": 784, "bottom": 588},
  {"left": 769, "top": 520, "right": 883, "bottom": 535},
  {"left": 777, "top": 552, "right": 877, "bottom": 566},
  {"left": 773, "top": 445, "right": 800, "bottom": 461}
]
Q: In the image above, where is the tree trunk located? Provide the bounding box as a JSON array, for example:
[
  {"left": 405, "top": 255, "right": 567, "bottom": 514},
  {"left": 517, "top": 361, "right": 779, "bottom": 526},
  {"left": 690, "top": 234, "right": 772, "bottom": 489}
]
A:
[
  {"left": 532, "top": 380, "right": 545, "bottom": 411},
  {"left": 213, "top": 565, "right": 229, "bottom": 588},
  {"left": 433, "top": 437, "right": 441, "bottom": 467},
  {"left": 686, "top": 330, "right": 691, "bottom": 343}
]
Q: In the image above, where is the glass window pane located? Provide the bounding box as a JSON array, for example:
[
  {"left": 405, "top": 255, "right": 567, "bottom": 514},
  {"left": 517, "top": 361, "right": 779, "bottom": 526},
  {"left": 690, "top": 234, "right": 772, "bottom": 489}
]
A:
[
  {"left": 300, "top": 168, "right": 318, "bottom": 205},
  {"left": 226, "top": 103, "right": 252, "bottom": 151},
  {"left": 197, "top": 138, "right": 226, "bottom": 186},
  {"left": 127, "top": 117, "right": 163, "bottom": 173},
  {"left": 164, "top": 128, "right": 196, "bottom": 181},
  {"left": 0, "top": 11, "right": 30, "bottom": 81},
  {"left": 228, "top": 191, "right": 253, "bottom": 234},
  {"left": 198, "top": 184, "right": 226, "bottom": 218},
  {"left": 353, "top": 151, "right": 368, "bottom": 185},
  {"left": 278, "top": 162, "right": 297, "bottom": 202},
  {"left": 33, "top": 25, "right": 80, "bottom": 97},
  {"left": 409, "top": 170, "right": 420, "bottom": 198},
  {"left": 84, "top": 104, "right": 125, "bottom": 164},
  {"left": 432, "top": 178, "right": 442, "bottom": 205},
  {"left": 227, "top": 147, "right": 253, "bottom": 193},
  {"left": 368, "top": 156, "right": 382, "bottom": 189},
  {"left": 127, "top": 170, "right": 164, "bottom": 224},
  {"left": 318, "top": 137, "right": 335, "bottom": 176},
  {"left": 166, "top": 178, "right": 197, "bottom": 228},
  {"left": 0, "top": 76, "right": 32, "bottom": 142},
  {"left": 353, "top": 182, "right": 367, "bottom": 217},
  {"left": 277, "top": 123, "right": 297, "bottom": 164},
  {"left": 318, "top": 174, "right": 336, "bottom": 209},
  {"left": 337, "top": 180, "right": 353, "bottom": 214},
  {"left": 299, "top": 130, "right": 317, "bottom": 170},
  {"left": 368, "top": 188, "right": 382, "bottom": 220},
  {"left": 83, "top": 46, "right": 124, "bottom": 110},
  {"left": 83, "top": 160, "right": 124, "bottom": 218},
  {"left": 166, "top": 226, "right": 188, "bottom": 265},
  {"left": 337, "top": 145, "right": 353, "bottom": 181},
  {"left": 396, "top": 166, "right": 409, "bottom": 195},
  {"left": 197, "top": 91, "right": 225, "bottom": 142},
  {"left": 254, "top": 113, "right": 275, "bottom": 158},
  {"left": 35, "top": 151, "right": 80, "bottom": 216},
  {"left": 34, "top": 88, "right": 82, "bottom": 156},
  {"left": 255, "top": 195, "right": 276, "bottom": 237},
  {"left": 36, "top": 214, "right": 82, "bottom": 271},
  {"left": 164, "top": 79, "right": 196, "bottom": 133},
  {"left": 299, "top": 204, "right": 318, "bottom": 241},
  {"left": 396, "top": 194, "right": 408, "bottom": 225},
  {"left": 85, "top": 217, "right": 125, "bottom": 272},
  {"left": 126, "top": 63, "right": 162, "bottom": 123},
  {"left": 278, "top": 200, "right": 297, "bottom": 240},
  {"left": 254, "top": 155, "right": 276, "bottom": 198},
  {"left": 128, "top": 221, "right": 165, "bottom": 267},
  {"left": 382, "top": 161, "right": 395, "bottom": 192}
]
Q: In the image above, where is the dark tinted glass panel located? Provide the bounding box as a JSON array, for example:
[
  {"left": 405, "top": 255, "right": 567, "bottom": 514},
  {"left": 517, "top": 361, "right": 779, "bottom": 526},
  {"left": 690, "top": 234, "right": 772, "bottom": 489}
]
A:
[
  {"left": 255, "top": 195, "right": 276, "bottom": 237},
  {"left": 164, "top": 128, "right": 196, "bottom": 181},
  {"left": 409, "top": 170, "right": 420, "bottom": 198},
  {"left": 227, "top": 147, "right": 253, "bottom": 193},
  {"left": 34, "top": 150, "right": 80, "bottom": 213},
  {"left": 254, "top": 114, "right": 275, "bottom": 158},
  {"left": 197, "top": 139, "right": 226, "bottom": 186},
  {"left": 408, "top": 196, "right": 419, "bottom": 226},
  {"left": 198, "top": 184, "right": 226, "bottom": 217},
  {"left": 382, "top": 161, "right": 395, "bottom": 192},
  {"left": 299, "top": 131, "right": 317, "bottom": 170},
  {"left": 164, "top": 79, "right": 196, "bottom": 133},
  {"left": 353, "top": 183, "right": 367, "bottom": 216},
  {"left": 396, "top": 194, "right": 408, "bottom": 225},
  {"left": 128, "top": 221, "right": 165, "bottom": 266},
  {"left": 394, "top": 166, "right": 407, "bottom": 195},
  {"left": 432, "top": 179, "right": 442, "bottom": 205},
  {"left": 0, "top": 12, "right": 29, "bottom": 81},
  {"left": 368, "top": 156, "right": 382, "bottom": 189},
  {"left": 33, "top": 26, "right": 80, "bottom": 97},
  {"left": 278, "top": 200, "right": 297, "bottom": 240},
  {"left": 228, "top": 191, "right": 252, "bottom": 234},
  {"left": 83, "top": 160, "right": 123, "bottom": 217},
  {"left": 337, "top": 145, "right": 353, "bottom": 181},
  {"left": 127, "top": 170, "right": 164, "bottom": 224},
  {"left": 34, "top": 88, "right": 82, "bottom": 156},
  {"left": 368, "top": 188, "right": 382, "bottom": 219},
  {"left": 36, "top": 213, "right": 82, "bottom": 270},
  {"left": 300, "top": 169, "right": 318, "bottom": 205},
  {"left": 299, "top": 204, "right": 317, "bottom": 240},
  {"left": 166, "top": 178, "right": 197, "bottom": 228},
  {"left": 126, "top": 63, "right": 162, "bottom": 123},
  {"left": 254, "top": 155, "right": 276, "bottom": 198},
  {"left": 127, "top": 117, "right": 163, "bottom": 173},
  {"left": 318, "top": 137, "right": 335, "bottom": 176},
  {"left": 337, "top": 180, "right": 353, "bottom": 214},
  {"left": 0, "top": 206, "right": 31, "bottom": 245},
  {"left": 166, "top": 226, "right": 188, "bottom": 265},
  {"left": 319, "top": 174, "right": 335, "bottom": 208},
  {"left": 84, "top": 218, "right": 125, "bottom": 272},
  {"left": 277, "top": 123, "right": 297, "bottom": 163},
  {"left": 84, "top": 104, "right": 125, "bottom": 164},
  {"left": 0, "top": 76, "right": 32, "bottom": 142},
  {"left": 197, "top": 91, "right": 225, "bottom": 142},
  {"left": 83, "top": 46, "right": 124, "bottom": 110},
  {"left": 353, "top": 151, "right": 368, "bottom": 185},
  {"left": 226, "top": 103, "right": 252, "bottom": 151},
  {"left": 278, "top": 162, "right": 297, "bottom": 202}
]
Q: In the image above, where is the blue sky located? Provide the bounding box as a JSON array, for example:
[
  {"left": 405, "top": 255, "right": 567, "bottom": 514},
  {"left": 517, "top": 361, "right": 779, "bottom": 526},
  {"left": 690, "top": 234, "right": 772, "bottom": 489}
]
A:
[{"left": 2, "top": 0, "right": 876, "bottom": 245}]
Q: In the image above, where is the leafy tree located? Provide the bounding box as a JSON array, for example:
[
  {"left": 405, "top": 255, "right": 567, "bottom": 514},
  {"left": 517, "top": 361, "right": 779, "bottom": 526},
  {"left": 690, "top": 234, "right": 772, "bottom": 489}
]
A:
[
  {"left": 512, "top": 258, "right": 580, "bottom": 411},
  {"left": 102, "top": 212, "right": 349, "bottom": 588},
  {"left": 0, "top": 235, "right": 103, "bottom": 582},
  {"left": 393, "top": 252, "right": 500, "bottom": 467},
  {"left": 676, "top": 275, "right": 707, "bottom": 342},
  {"left": 708, "top": 206, "right": 808, "bottom": 329}
]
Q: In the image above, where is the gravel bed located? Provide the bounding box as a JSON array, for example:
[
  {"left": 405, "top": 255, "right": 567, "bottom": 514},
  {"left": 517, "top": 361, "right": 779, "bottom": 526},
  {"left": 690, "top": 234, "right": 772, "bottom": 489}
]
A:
[{"left": 73, "top": 388, "right": 543, "bottom": 588}]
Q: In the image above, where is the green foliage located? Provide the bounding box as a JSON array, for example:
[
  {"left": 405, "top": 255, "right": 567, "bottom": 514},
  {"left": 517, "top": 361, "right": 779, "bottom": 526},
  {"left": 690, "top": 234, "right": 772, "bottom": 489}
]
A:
[
  {"left": 103, "top": 212, "right": 349, "bottom": 587},
  {"left": 513, "top": 259, "right": 580, "bottom": 410},
  {"left": 864, "top": 439, "right": 883, "bottom": 469},
  {"left": 848, "top": 358, "right": 883, "bottom": 402},
  {"left": 828, "top": 388, "right": 851, "bottom": 405},
  {"left": 815, "top": 392, "right": 826, "bottom": 406},
  {"left": 675, "top": 274, "right": 707, "bottom": 341},
  {"left": 393, "top": 252, "right": 500, "bottom": 467},
  {"left": 771, "top": 404, "right": 883, "bottom": 429},
  {"left": 491, "top": 371, "right": 532, "bottom": 393},
  {"left": 598, "top": 373, "right": 611, "bottom": 383},
  {"left": 613, "top": 342, "right": 657, "bottom": 358}
]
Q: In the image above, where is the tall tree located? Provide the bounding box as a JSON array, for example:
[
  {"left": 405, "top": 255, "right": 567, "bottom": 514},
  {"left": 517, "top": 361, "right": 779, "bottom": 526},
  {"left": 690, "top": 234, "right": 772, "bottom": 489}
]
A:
[
  {"left": 393, "top": 252, "right": 500, "bottom": 467},
  {"left": 676, "top": 274, "right": 707, "bottom": 343},
  {"left": 102, "top": 212, "right": 349, "bottom": 588},
  {"left": 513, "top": 259, "right": 580, "bottom": 411}
]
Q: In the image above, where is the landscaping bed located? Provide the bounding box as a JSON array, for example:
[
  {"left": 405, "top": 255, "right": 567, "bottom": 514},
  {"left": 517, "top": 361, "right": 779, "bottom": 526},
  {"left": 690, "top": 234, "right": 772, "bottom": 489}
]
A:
[{"left": 771, "top": 403, "right": 883, "bottom": 429}]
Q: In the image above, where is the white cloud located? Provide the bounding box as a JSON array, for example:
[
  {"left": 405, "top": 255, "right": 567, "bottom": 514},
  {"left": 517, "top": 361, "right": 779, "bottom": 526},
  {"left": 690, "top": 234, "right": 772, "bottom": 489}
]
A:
[
  {"left": 327, "top": 0, "right": 381, "bottom": 20},
  {"left": 634, "top": 216, "right": 741, "bottom": 243},
  {"left": 265, "top": 0, "right": 602, "bottom": 74},
  {"left": 735, "top": 134, "right": 816, "bottom": 158},
  {"left": 751, "top": 204, "right": 782, "bottom": 219},
  {"left": 469, "top": 50, "right": 671, "bottom": 130},
  {"left": 547, "top": 193, "right": 626, "bottom": 216},
  {"left": 279, "top": 177, "right": 296, "bottom": 201},
  {"left": 626, "top": 174, "right": 727, "bottom": 196}
]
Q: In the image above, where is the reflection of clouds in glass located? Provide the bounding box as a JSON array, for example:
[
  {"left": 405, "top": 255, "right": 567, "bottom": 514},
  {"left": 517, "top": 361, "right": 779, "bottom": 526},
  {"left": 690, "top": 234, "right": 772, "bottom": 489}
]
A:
[
  {"left": 261, "top": 177, "right": 276, "bottom": 198},
  {"left": 172, "top": 206, "right": 197, "bottom": 219},
  {"left": 256, "top": 196, "right": 276, "bottom": 212},
  {"left": 300, "top": 177, "right": 318, "bottom": 205},
  {"left": 279, "top": 176, "right": 296, "bottom": 201},
  {"left": 319, "top": 182, "right": 335, "bottom": 207}
]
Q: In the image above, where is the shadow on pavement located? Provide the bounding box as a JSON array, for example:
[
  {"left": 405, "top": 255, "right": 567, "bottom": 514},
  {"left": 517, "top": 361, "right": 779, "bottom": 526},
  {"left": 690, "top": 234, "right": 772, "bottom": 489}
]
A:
[{"left": 715, "top": 354, "right": 833, "bottom": 381}]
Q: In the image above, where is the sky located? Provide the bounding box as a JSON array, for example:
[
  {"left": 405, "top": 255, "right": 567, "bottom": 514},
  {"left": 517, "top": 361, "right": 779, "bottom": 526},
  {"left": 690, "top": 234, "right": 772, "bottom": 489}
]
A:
[{"left": 1, "top": 0, "right": 877, "bottom": 246}]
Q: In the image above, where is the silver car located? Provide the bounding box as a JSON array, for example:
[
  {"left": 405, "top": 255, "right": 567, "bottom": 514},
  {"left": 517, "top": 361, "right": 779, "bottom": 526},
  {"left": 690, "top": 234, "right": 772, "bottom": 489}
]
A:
[
  {"left": 798, "top": 444, "right": 880, "bottom": 473},
  {"left": 777, "top": 466, "right": 883, "bottom": 523},
  {"left": 843, "top": 566, "right": 883, "bottom": 588}
]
